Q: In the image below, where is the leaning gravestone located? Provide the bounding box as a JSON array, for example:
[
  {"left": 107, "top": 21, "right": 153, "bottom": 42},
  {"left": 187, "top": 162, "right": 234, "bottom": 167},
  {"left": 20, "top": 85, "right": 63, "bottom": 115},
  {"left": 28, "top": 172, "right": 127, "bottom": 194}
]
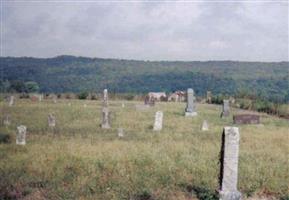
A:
[
  {"left": 8, "top": 96, "right": 14, "bottom": 107},
  {"left": 201, "top": 120, "right": 209, "bottom": 131},
  {"left": 221, "top": 100, "right": 230, "bottom": 118},
  {"left": 48, "top": 114, "right": 56, "bottom": 128},
  {"left": 153, "top": 111, "right": 163, "bottom": 131},
  {"left": 185, "top": 88, "right": 197, "bottom": 117},
  {"left": 233, "top": 114, "right": 260, "bottom": 124},
  {"left": 16, "top": 125, "right": 27, "bottom": 145},
  {"left": 3, "top": 115, "right": 11, "bottom": 126},
  {"left": 117, "top": 128, "right": 124, "bottom": 137},
  {"left": 101, "top": 89, "right": 110, "bottom": 129},
  {"left": 219, "top": 127, "right": 241, "bottom": 200}
]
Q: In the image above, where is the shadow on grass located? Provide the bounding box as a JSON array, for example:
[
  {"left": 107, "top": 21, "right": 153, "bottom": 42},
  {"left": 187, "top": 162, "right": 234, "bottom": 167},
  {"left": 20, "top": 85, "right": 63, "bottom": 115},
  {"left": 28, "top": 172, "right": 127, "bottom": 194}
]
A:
[{"left": 180, "top": 184, "right": 218, "bottom": 200}]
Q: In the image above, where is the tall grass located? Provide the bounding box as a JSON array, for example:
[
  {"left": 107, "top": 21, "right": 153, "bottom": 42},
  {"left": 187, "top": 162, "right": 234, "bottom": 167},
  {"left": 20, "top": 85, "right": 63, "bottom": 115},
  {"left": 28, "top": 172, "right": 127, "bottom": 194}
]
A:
[{"left": 0, "top": 99, "right": 288, "bottom": 199}]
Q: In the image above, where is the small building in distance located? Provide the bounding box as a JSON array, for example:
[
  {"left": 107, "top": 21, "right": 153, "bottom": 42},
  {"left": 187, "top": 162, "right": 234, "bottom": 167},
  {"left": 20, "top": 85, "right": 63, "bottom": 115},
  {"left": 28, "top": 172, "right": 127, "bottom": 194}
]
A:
[{"left": 168, "top": 91, "right": 185, "bottom": 102}]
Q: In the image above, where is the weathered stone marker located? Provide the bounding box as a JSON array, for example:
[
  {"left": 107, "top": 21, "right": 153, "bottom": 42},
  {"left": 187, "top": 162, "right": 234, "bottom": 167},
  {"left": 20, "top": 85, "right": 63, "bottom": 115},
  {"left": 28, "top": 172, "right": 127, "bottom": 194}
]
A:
[
  {"left": 117, "top": 128, "right": 124, "bottom": 137},
  {"left": 144, "top": 95, "right": 155, "bottom": 106},
  {"left": 101, "top": 89, "right": 110, "bottom": 129},
  {"left": 153, "top": 111, "right": 163, "bottom": 131},
  {"left": 185, "top": 88, "right": 197, "bottom": 117},
  {"left": 52, "top": 95, "right": 57, "bottom": 103},
  {"left": 201, "top": 120, "right": 209, "bottom": 131},
  {"left": 122, "top": 103, "right": 125, "bottom": 108},
  {"left": 8, "top": 96, "right": 14, "bottom": 107},
  {"left": 221, "top": 100, "right": 230, "bottom": 118},
  {"left": 233, "top": 114, "right": 260, "bottom": 124},
  {"left": 16, "top": 125, "right": 27, "bottom": 145},
  {"left": 3, "top": 115, "right": 11, "bottom": 126},
  {"left": 103, "top": 89, "right": 108, "bottom": 107},
  {"left": 48, "top": 114, "right": 56, "bottom": 128},
  {"left": 83, "top": 104, "right": 87, "bottom": 108},
  {"left": 219, "top": 127, "right": 241, "bottom": 200},
  {"left": 206, "top": 91, "right": 212, "bottom": 102}
]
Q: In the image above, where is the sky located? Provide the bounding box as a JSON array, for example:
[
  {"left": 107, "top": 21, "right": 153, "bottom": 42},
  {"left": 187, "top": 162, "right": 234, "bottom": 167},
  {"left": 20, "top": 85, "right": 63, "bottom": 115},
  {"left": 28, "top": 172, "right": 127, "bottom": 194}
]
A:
[{"left": 1, "top": 1, "right": 288, "bottom": 61}]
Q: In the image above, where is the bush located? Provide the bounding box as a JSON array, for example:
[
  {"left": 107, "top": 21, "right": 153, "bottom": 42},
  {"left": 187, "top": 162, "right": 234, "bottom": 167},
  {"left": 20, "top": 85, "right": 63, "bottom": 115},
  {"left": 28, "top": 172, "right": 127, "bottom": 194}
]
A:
[
  {"left": 78, "top": 91, "right": 89, "bottom": 100},
  {"left": 0, "top": 133, "right": 11, "bottom": 144}
]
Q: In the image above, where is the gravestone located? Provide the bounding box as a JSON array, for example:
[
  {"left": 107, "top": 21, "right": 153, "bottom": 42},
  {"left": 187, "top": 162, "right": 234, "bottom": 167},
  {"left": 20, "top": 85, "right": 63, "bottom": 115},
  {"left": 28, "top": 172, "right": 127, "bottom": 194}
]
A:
[
  {"left": 201, "top": 120, "right": 209, "bottom": 131},
  {"left": 233, "top": 114, "right": 260, "bottom": 124},
  {"left": 117, "top": 128, "right": 124, "bottom": 138},
  {"left": 144, "top": 95, "right": 155, "bottom": 106},
  {"left": 122, "top": 103, "right": 125, "bottom": 108},
  {"left": 101, "top": 107, "right": 110, "bottom": 129},
  {"left": 8, "top": 96, "right": 14, "bottom": 107},
  {"left": 221, "top": 100, "right": 230, "bottom": 118},
  {"left": 185, "top": 88, "right": 197, "bottom": 117},
  {"left": 101, "top": 89, "right": 110, "bottom": 129},
  {"left": 84, "top": 104, "right": 87, "bottom": 108},
  {"left": 207, "top": 91, "right": 212, "bottom": 104},
  {"left": 53, "top": 96, "right": 57, "bottom": 103},
  {"left": 103, "top": 89, "right": 108, "bottom": 107},
  {"left": 219, "top": 127, "right": 241, "bottom": 200},
  {"left": 16, "top": 125, "right": 27, "bottom": 145},
  {"left": 3, "top": 115, "right": 11, "bottom": 126},
  {"left": 153, "top": 111, "right": 163, "bottom": 131},
  {"left": 48, "top": 114, "right": 56, "bottom": 128}
]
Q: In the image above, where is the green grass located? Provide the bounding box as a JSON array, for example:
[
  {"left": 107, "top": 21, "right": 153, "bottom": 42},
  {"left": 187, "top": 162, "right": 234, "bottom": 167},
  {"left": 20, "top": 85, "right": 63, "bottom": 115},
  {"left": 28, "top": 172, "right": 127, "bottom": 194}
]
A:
[{"left": 0, "top": 99, "right": 288, "bottom": 200}]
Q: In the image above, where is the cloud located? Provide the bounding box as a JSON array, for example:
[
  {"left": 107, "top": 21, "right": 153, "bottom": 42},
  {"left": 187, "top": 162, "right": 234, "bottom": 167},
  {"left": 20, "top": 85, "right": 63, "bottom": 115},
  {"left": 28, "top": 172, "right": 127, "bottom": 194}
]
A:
[{"left": 1, "top": 1, "right": 288, "bottom": 61}]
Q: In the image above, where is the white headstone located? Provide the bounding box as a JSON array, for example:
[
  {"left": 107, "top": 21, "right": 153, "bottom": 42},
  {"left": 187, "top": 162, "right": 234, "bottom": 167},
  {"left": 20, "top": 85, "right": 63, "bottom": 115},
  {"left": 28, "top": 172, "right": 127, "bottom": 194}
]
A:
[
  {"left": 201, "top": 120, "right": 209, "bottom": 131},
  {"left": 122, "top": 103, "right": 125, "bottom": 108},
  {"left": 3, "top": 115, "right": 11, "bottom": 126},
  {"left": 8, "top": 96, "right": 14, "bottom": 107},
  {"left": 84, "top": 104, "right": 87, "bottom": 108},
  {"left": 48, "top": 114, "right": 56, "bottom": 127},
  {"left": 53, "top": 96, "right": 57, "bottom": 103},
  {"left": 101, "top": 107, "right": 110, "bottom": 129},
  {"left": 117, "top": 128, "right": 124, "bottom": 137},
  {"left": 219, "top": 127, "right": 241, "bottom": 200},
  {"left": 153, "top": 111, "right": 163, "bottom": 131},
  {"left": 16, "top": 125, "right": 27, "bottom": 145}
]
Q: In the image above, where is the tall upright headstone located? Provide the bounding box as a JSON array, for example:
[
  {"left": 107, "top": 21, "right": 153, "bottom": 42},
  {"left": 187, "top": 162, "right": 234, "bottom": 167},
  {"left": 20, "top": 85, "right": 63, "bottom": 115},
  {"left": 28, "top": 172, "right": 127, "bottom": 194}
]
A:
[
  {"left": 207, "top": 91, "right": 212, "bottom": 104},
  {"left": 101, "top": 89, "right": 110, "bottom": 129},
  {"left": 103, "top": 89, "right": 108, "bottom": 107},
  {"left": 153, "top": 111, "right": 163, "bottom": 131},
  {"left": 185, "top": 88, "right": 197, "bottom": 117},
  {"left": 219, "top": 127, "right": 241, "bottom": 200},
  {"left": 16, "top": 125, "right": 27, "bottom": 145},
  {"left": 48, "top": 114, "right": 56, "bottom": 128},
  {"left": 8, "top": 96, "right": 14, "bottom": 107},
  {"left": 221, "top": 100, "right": 230, "bottom": 118}
]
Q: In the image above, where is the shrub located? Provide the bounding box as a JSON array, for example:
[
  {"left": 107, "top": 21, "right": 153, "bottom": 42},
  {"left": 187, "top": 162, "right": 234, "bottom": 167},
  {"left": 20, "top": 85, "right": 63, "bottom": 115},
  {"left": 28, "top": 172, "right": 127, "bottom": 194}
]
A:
[
  {"left": 78, "top": 91, "right": 89, "bottom": 100},
  {"left": 0, "top": 133, "right": 11, "bottom": 144}
]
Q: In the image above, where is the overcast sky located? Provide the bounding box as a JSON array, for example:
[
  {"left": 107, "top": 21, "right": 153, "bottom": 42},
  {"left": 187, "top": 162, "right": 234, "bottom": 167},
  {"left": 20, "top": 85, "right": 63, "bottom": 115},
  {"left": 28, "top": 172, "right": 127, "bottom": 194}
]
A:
[{"left": 1, "top": 1, "right": 288, "bottom": 61}]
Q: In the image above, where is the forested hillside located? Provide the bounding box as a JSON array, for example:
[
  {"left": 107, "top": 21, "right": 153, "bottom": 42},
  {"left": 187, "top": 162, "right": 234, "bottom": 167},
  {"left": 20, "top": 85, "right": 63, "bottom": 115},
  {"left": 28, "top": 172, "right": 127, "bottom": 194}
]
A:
[{"left": 0, "top": 55, "right": 288, "bottom": 102}]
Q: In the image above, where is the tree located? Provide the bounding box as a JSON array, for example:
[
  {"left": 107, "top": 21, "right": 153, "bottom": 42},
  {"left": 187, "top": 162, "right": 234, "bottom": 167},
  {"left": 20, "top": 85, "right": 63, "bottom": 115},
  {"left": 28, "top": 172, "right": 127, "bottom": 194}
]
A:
[{"left": 25, "top": 81, "right": 40, "bottom": 93}]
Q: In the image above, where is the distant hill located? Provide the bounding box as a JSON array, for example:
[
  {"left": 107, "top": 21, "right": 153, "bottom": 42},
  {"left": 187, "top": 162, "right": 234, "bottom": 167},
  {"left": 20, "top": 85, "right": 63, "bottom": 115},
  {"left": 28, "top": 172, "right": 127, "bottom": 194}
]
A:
[{"left": 0, "top": 55, "right": 288, "bottom": 102}]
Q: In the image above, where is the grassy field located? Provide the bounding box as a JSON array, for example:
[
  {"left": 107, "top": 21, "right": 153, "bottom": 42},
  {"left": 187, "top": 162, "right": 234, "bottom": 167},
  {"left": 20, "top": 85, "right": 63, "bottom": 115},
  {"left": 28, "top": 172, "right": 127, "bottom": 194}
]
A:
[{"left": 0, "top": 99, "right": 288, "bottom": 200}]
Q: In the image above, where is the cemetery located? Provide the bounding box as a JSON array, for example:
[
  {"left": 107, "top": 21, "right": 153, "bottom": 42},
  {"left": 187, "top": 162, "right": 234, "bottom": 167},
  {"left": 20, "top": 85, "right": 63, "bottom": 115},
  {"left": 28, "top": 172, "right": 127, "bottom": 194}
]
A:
[{"left": 0, "top": 91, "right": 288, "bottom": 200}]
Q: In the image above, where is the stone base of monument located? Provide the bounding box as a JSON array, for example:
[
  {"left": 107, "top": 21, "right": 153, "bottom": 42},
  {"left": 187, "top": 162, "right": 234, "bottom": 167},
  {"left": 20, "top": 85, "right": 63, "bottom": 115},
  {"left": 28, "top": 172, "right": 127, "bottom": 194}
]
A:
[
  {"left": 185, "top": 112, "right": 198, "bottom": 117},
  {"left": 219, "top": 190, "right": 241, "bottom": 200}
]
